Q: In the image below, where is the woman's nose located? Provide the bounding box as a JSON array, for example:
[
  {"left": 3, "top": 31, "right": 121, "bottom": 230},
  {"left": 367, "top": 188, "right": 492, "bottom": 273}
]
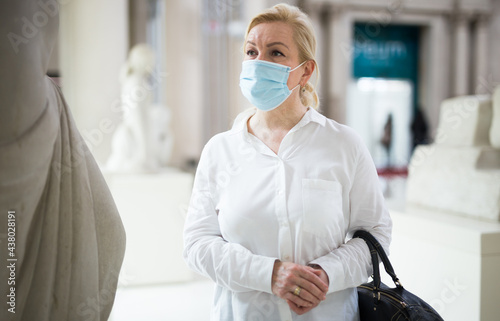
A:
[{"left": 255, "top": 54, "right": 270, "bottom": 62}]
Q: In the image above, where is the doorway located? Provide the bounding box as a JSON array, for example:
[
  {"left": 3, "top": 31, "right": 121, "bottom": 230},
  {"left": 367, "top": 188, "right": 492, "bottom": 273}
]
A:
[
  {"left": 346, "top": 23, "right": 421, "bottom": 169},
  {"left": 347, "top": 78, "right": 413, "bottom": 168}
]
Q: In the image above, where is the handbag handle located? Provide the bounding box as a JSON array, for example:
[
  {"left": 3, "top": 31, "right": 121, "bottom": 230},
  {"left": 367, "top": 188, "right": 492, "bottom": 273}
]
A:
[{"left": 353, "top": 230, "right": 402, "bottom": 288}]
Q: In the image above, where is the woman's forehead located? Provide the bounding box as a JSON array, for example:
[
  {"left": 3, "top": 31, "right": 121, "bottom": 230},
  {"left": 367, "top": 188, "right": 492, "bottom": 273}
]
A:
[{"left": 247, "top": 22, "right": 294, "bottom": 46}]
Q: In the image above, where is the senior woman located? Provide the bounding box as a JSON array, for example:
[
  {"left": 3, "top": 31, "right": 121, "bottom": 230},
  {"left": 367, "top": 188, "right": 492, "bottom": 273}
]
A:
[{"left": 183, "top": 3, "right": 392, "bottom": 320}]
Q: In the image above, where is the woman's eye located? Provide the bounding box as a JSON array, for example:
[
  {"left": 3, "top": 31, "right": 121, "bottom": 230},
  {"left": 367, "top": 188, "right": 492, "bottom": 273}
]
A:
[
  {"left": 246, "top": 50, "right": 257, "bottom": 56},
  {"left": 272, "top": 50, "right": 284, "bottom": 57}
]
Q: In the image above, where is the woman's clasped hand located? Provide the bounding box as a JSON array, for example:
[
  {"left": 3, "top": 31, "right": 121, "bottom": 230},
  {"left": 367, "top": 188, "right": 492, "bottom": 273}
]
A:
[{"left": 271, "top": 261, "right": 329, "bottom": 315}]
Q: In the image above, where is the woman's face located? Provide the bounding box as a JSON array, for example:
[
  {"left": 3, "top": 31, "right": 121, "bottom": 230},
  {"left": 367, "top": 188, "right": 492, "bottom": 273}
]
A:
[{"left": 244, "top": 21, "right": 304, "bottom": 90}]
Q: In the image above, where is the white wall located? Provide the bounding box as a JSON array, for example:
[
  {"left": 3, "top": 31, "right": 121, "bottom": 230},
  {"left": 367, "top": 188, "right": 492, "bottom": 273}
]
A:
[
  {"left": 163, "top": 0, "right": 203, "bottom": 167},
  {"left": 59, "top": 0, "right": 128, "bottom": 166}
]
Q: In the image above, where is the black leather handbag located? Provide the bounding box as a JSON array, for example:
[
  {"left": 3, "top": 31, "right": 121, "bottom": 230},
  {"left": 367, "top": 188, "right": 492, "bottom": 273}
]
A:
[{"left": 353, "top": 230, "right": 444, "bottom": 321}]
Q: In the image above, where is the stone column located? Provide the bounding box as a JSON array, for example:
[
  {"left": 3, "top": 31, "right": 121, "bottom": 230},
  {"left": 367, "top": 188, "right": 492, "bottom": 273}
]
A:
[
  {"left": 430, "top": 14, "right": 451, "bottom": 138},
  {"left": 492, "top": 86, "right": 500, "bottom": 148},
  {"left": 328, "top": 6, "right": 350, "bottom": 123},
  {"left": 306, "top": 4, "right": 328, "bottom": 110},
  {"left": 453, "top": 13, "right": 471, "bottom": 96},
  {"left": 473, "top": 15, "right": 490, "bottom": 95}
]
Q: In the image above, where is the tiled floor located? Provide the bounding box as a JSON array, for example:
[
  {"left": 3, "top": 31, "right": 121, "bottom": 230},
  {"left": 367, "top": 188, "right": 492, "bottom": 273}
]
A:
[{"left": 110, "top": 278, "right": 214, "bottom": 321}]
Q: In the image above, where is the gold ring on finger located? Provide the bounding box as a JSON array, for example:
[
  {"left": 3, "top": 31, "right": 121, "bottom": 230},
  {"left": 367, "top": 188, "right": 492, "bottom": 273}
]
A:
[{"left": 293, "top": 286, "right": 301, "bottom": 296}]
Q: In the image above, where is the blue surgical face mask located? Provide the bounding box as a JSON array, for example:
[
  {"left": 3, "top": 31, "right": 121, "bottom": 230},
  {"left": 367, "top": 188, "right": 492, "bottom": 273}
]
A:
[{"left": 239, "top": 60, "right": 305, "bottom": 111}]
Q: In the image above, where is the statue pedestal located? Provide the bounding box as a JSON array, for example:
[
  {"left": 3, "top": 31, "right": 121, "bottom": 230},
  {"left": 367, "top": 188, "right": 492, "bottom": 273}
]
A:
[
  {"left": 105, "top": 169, "right": 194, "bottom": 285},
  {"left": 407, "top": 145, "right": 500, "bottom": 220},
  {"left": 387, "top": 205, "right": 500, "bottom": 321}
]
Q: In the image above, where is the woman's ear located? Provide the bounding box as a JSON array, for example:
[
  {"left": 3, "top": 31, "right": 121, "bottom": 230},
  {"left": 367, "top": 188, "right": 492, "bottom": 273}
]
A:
[{"left": 301, "top": 60, "right": 315, "bottom": 84}]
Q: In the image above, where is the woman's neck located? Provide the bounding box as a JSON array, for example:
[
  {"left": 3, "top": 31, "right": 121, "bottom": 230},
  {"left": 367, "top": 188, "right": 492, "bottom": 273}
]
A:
[
  {"left": 247, "top": 96, "right": 309, "bottom": 155},
  {"left": 250, "top": 98, "right": 308, "bottom": 132}
]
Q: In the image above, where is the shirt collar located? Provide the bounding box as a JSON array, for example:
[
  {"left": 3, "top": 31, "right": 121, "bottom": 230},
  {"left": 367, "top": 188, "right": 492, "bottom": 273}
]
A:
[{"left": 230, "top": 107, "right": 326, "bottom": 135}]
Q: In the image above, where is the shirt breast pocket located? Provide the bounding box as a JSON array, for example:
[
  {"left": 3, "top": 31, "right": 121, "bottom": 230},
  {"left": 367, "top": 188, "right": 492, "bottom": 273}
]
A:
[{"left": 302, "top": 179, "right": 343, "bottom": 237}]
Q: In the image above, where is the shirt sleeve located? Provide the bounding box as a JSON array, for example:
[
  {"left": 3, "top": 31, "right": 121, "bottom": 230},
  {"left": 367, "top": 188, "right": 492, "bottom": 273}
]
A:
[
  {"left": 183, "top": 140, "right": 277, "bottom": 294},
  {"left": 308, "top": 135, "right": 392, "bottom": 294}
]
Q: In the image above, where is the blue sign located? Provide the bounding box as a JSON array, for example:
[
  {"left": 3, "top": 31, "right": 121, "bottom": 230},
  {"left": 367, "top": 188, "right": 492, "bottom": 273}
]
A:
[
  {"left": 353, "top": 23, "right": 419, "bottom": 79},
  {"left": 353, "top": 23, "right": 420, "bottom": 108}
]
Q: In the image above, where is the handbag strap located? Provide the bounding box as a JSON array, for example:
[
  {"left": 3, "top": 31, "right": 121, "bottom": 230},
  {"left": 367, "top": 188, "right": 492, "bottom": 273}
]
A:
[
  {"left": 353, "top": 230, "right": 402, "bottom": 288},
  {"left": 362, "top": 233, "right": 382, "bottom": 288}
]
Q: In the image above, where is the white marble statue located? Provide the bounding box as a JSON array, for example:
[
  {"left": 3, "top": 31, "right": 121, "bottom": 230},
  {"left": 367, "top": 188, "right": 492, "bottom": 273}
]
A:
[
  {"left": 406, "top": 89, "right": 500, "bottom": 221},
  {"left": 106, "top": 44, "right": 173, "bottom": 172},
  {"left": 0, "top": 2, "right": 125, "bottom": 320}
]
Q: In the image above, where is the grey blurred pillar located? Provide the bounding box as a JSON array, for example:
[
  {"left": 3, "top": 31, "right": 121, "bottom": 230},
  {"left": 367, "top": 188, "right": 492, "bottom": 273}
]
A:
[
  {"left": 474, "top": 15, "right": 490, "bottom": 95},
  {"left": 453, "top": 13, "right": 471, "bottom": 96}
]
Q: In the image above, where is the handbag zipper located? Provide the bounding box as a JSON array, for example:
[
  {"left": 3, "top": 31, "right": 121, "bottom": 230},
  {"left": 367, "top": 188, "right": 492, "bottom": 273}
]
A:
[
  {"left": 359, "top": 285, "right": 408, "bottom": 309},
  {"left": 379, "top": 291, "right": 408, "bottom": 308}
]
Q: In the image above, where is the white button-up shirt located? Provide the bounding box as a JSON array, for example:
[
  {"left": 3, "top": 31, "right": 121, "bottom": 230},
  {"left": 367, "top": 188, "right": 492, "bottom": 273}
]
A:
[{"left": 183, "top": 107, "right": 392, "bottom": 321}]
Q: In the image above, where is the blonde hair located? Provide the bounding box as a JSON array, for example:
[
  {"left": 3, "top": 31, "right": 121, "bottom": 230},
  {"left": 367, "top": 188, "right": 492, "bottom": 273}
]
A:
[{"left": 244, "top": 3, "right": 320, "bottom": 110}]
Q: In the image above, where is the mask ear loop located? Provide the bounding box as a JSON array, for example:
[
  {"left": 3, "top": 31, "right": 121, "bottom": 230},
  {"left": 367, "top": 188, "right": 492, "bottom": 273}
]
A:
[
  {"left": 290, "top": 61, "right": 307, "bottom": 72},
  {"left": 290, "top": 84, "right": 301, "bottom": 92},
  {"left": 290, "top": 61, "right": 307, "bottom": 92}
]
